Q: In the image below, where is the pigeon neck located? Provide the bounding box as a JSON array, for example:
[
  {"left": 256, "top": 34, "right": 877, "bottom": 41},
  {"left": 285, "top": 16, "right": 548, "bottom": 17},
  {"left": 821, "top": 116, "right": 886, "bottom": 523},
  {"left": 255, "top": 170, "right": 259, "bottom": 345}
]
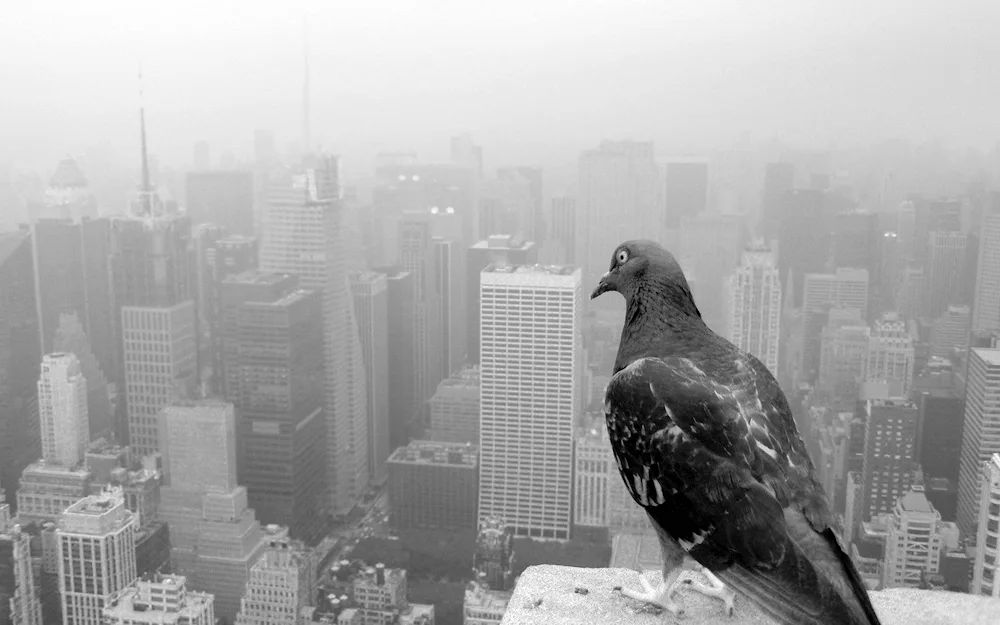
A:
[{"left": 615, "top": 281, "right": 704, "bottom": 371}]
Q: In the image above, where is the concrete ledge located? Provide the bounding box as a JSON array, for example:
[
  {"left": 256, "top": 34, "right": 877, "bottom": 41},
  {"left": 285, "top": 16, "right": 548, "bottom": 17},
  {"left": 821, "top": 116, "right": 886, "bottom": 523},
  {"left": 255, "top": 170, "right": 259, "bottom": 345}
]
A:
[{"left": 500, "top": 565, "right": 1000, "bottom": 625}]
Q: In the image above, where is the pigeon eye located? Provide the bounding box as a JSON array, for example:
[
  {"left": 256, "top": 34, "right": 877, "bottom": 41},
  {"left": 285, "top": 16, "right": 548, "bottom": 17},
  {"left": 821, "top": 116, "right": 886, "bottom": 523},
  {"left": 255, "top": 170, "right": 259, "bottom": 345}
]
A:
[{"left": 617, "top": 249, "right": 629, "bottom": 264}]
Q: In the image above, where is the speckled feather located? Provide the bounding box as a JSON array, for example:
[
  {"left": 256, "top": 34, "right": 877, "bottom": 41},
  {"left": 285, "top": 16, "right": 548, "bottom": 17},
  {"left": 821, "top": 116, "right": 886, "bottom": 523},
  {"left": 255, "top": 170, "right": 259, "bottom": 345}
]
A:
[{"left": 601, "top": 240, "right": 881, "bottom": 625}]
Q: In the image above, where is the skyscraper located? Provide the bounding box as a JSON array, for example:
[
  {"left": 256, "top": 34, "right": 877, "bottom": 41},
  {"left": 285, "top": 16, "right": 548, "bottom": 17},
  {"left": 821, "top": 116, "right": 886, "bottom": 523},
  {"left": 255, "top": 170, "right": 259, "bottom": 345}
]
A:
[
  {"left": 679, "top": 212, "right": 747, "bottom": 332},
  {"left": 52, "top": 312, "right": 114, "bottom": 441},
  {"left": 973, "top": 208, "right": 1000, "bottom": 334},
  {"left": 0, "top": 231, "right": 41, "bottom": 501},
  {"left": 37, "top": 353, "right": 90, "bottom": 467},
  {"left": 226, "top": 278, "right": 327, "bottom": 541},
  {"left": 478, "top": 264, "right": 581, "bottom": 539},
  {"left": 57, "top": 488, "right": 138, "bottom": 625},
  {"left": 725, "top": 243, "right": 782, "bottom": 374},
  {"left": 577, "top": 141, "right": 660, "bottom": 286},
  {"left": 185, "top": 170, "right": 255, "bottom": 236},
  {"left": 398, "top": 211, "right": 443, "bottom": 405},
  {"left": 800, "top": 268, "right": 870, "bottom": 381},
  {"left": 864, "top": 313, "right": 915, "bottom": 397},
  {"left": 817, "top": 309, "right": 869, "bottom": 400},
  {"left": 0, "top": 490, "right": 43, "bottom": 625},
  {"left": 664, "top": 158, "right": 709, "bottom": 228},
  {"left": 235, "top": 537, "right": 313, "bottom": 625},
  {"left": 861, "top": 399, "right": 918, "bottom": 520},
  {"left": 929, "top": 305, "right": 971, "bottom": 358},
  {"left": 428, "top": 366, "right": 479, "bottom": 445},
  {"left": 157, "top": 400, "right": 274, "bottom": 622},
  {"left": 958, "top": 348, "right": 1000, "bottom": 541},
  {"left": 881, "top": 486, "right": 944, "bottom": 589},
  {"left": 351, "top": 271, "right": 391, "bottom": 486},
  {"left": 573, "top": 416, "right": 614, "bottom": 536},
  {"left": 260, "top": 156, "right": 369, "bottom": 514},
  {"left": 547, "top": 196, "right": 576, "bottom": 265},
  {"left": 972, "top": 453, "right": 1000, "bottom": 596},
  {"left": 925, "top": 230, "right": 969, "bottom": 319},
  {"left": 832, "top": 209, "right": 879, "bottom": 272},
  {"left": 466, "top": 235, "right": 537, "bottom": 364},
  {"left": 777, "top": 189, "right": 832, "bottom": 308},
  {"left": 434, "top": 238, "right": 466, "bottom": 378},
  {"left": 387, "top": 440, "right": 479, "bottom": 531}
]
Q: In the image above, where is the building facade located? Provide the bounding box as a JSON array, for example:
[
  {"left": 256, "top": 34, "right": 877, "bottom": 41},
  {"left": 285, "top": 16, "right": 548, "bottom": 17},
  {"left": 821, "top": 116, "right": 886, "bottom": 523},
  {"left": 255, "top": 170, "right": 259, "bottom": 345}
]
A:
[
  {"left": 427, "top": 366, "right": 480, "bottom": 445},
  {"left": 958, "top": 349, "right": 1000, "bottom": 541},
  {"left": 861, "top": 399, "right": 919, "bottom": 520},
  {"left": 882, "top": 487, "right": 943, "bottom": 589},
  {"left": 37, "top": 353, "right": 90, "bottom": 468},
  {"left": 478, "top": 265, "right": 581, "bottom": 539},
  {"left": 351, "top": 272, "right": 391, "bottom": 486},
  {"left": 387, "top": 440, "right": 478, "bottom": 531},
  {"left": 725, "top": 243, "right": 782, "bottom": 374},
  {"left": 103, "top": 574, "right": 215, "bottom": 625}
]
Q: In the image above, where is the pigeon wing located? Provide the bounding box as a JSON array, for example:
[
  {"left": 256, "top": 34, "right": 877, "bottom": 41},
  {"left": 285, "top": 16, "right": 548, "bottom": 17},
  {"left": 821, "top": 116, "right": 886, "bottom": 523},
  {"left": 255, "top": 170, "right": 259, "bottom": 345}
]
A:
[{"left": 604, "top": 356, "right": 881, "bottom": 625}]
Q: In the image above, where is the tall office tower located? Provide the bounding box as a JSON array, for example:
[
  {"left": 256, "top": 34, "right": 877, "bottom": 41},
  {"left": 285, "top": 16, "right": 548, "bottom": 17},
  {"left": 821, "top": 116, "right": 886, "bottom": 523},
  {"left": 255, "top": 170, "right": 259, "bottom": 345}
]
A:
[
  {"left": 925, "top": 231, "right": 970, "bottom": 318},
  {"left": 899, "top": 263, "right": 925, "bottom": 321},
  {"left": 185, "top": 171, "right": 255, "bottom": 236},
  {"left": 0, "top": 490, "right": 43, "bottom": 625},
  {"left": 351, "top": 271, "right": 391, "bottom": 485},
  {"left": 374, "top": 268, "right": 417, "bottom": 450},
  {"left": 832, "top": 209, "right": 880, "bottom": 272},
  {"left": 879, "top": 231, "right": 903, "bottom": 311},
  {"left": 973, "top": 453, "right": 1000, "bottom": 596},
  {"left": 372, "top": 160, "right": 477, "bottom": 267},
  {"left": 235, "top": 537, "right": 313, "bottom": 625},
  {"left": 0, "top": 230, "right": 42, "bottom": 501},
  {"left": 864, "top": 313, "right": 915, "bottom": 397},
  {"left": 799, "top": 268, "right": 870, "bottom": 381},
  {"left": 387, "top": 440, "right": 479, "bottom": 531},
  {"left": 478, "top": 265, "right": 581, "bottom": 539},
  {"left": 679, "top": 213, "right": 747, "bottom": 332},
  {"left": 724, "top": 243, "right": 782, "bottom": 374},
  {"left": 450, "top": 133, "right": 483, "bottom": 178},
  {"left": 915, "top": 387, "right": 965, "bottom": 484},
  {"left": 104, "top": 574, "right": 215, "bottom": 625},
  {"left": 225, "top": 276, "right": 327, "bottom": 541},
  {"left": 664, "top": 158, "right": 709, "bottom": 228},
  {"left": 195, "top": 232, "right": 258, "bottom": 394},
  {"left": 929, "top": 305, "right": 971, "bottom": 358},
  {"left": 577, "top": 140, "right": 660, "bottom": 287},
  {"left": 428, "top": 366, "right": 479, "bottom": 444},
  {"left": 894, "top": 200, "right": 917, "bottom": 260},
  {"left": 818, "top": 309, "right": 869, "bottom": 400},
  {"left": 958, "top": 348, "right": 1000, "bottom": 541},
  {"left": 466, "top": 235, "right": 537, "bottom": 363},
  {"left": 52, "top": 313, "right": 114, "bottom": 441},
  {"left": 434, "top": 238, "right": 466, "bottom": 378},
  {"left": 881, "top": 486, "right": 944, "bottom": 589},
  {"left": 861, "top": 399, "right": 919, "bottom": 520},
  {"left": 30, "top": 178, "right": 114, "bottom": 381},
  {"left": 260, "top": 156, "right": 369, "bottom": 515},
  {"left": 973, "top": 209, "right": 1000, "bottom": 334},
  {"left": 777, "top": 189, "right": 831, "bottom": 308},
  {"left": 398, "top": 212, "right": 443, "bottom": 406},
  {"left": 548, "top": 196, "right": 576, "bottom": 265},
  {"left": 573, "top": 415, "right": 614, "bottom": 537},
  {"left": 760, "top": 162, "right": 795, "bottom": 241},
  {"left": 57, "top": 488, "right": 138, "bottom": 625},
  {"left": 158, "top": 400, "right": 273, "bottom": 622},
  {"left": 37, "top": 353, "right": 90, "bottom": 467},
  {"left": 914, "top": 198, "right": 962, "bottom": 265}
]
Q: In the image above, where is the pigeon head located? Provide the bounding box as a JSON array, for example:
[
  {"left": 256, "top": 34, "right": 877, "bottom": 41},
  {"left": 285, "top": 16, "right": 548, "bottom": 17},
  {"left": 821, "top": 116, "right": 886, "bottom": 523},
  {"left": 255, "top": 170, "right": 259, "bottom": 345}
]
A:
[{"left": 590, "top": 239, "right": 701, "bottom": 317}]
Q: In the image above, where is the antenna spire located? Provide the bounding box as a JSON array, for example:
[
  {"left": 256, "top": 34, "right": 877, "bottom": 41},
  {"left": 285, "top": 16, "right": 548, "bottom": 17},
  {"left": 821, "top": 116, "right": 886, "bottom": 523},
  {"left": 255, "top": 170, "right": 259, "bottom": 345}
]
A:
[
  {"left": 138, "top": 64, "right": 153, "bottom": 215},
  {"left": 302, "top": 14, "right": 311, "bottom": 155}
]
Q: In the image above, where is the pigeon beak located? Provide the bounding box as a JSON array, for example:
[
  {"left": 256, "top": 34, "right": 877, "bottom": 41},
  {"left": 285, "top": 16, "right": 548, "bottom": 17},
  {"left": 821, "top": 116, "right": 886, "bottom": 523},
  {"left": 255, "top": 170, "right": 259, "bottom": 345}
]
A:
[{"left": 590, "top": 272, "right": 616, "bottom": 299}]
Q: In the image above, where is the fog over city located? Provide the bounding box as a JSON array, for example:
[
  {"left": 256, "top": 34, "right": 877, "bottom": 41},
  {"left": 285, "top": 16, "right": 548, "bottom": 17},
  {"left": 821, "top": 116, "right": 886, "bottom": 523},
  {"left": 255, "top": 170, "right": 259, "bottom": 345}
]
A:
[{"left": 2, "top": 2, "right": 1000, "bottom": 625}]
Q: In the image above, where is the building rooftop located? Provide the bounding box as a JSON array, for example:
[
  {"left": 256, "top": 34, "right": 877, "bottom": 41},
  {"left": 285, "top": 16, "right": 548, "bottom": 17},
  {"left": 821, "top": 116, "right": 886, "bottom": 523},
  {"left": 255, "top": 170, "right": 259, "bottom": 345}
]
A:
[
  {"left": 436, "top": 366, "right": 480, "bottom": 389},
  {"left": 867, "top": 397, "right": 917, "bottom": 410},
  {"left": 21, "top": 460, "right": 92, "bottom": 478},
  {"left": 899, "top": 487, "right": 935, "bottom": 514},
  {"left": 465, "top": 582, "right": 512, "bottom": 613},
  {"left": 217, "top": 234, "right": 257, "bottom": 246},
  {"left": 972, "top": 347, "right": 1000, "bottom": 366},
  {"left": 265, "top": 288, "right": 316, "bottom": 308},
  {"left": 483, "top": 263, "right": 577, "bottom": 276},
  {"left": 104, "top": 574, "right": 214, "bottom": 622},
  {"left": 471, "top": 235, "right": 535, "bottom": 251},
  {"left": 500, "top": 565, "right": 1000, "bottom": 625},
  {"left": 223, "top": 269, "right": 295, "bottom": 286},
  {"left": 387, "top": 440, "right": 478, "bottom": 468}
]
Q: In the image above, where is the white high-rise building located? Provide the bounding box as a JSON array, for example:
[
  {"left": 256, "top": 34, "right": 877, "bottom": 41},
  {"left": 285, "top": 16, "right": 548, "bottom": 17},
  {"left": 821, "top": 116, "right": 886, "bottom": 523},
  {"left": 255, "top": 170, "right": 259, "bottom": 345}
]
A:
[
  {"left": 882, "top": 486, "right": 943, "bottom": 589},
  {"left": 958, "top": 348, "right": 1000, "bottom": 541},
  {"left": 57, "top": 488, "right": 138, "bottom": 625},
  {"left": 802, "top": 268, "right": 870, "bottom": 320},
  {"left": 573, "top": 417, "right": 614, "bottom": 530},
  {"left": 260, "top": 156, "right": 369, "bottom": 514},
  {"left": 235, "top": 537, "right": 312, "bottom": 625},
  {"left": 1, "top": 490, "right": 43, "bottom": 625},
  {"left": 478, "top": 264, "right": 581, "bottom": 539},
  {"left": 864, "top": 313, "right": 915, "bottom": 398},
  {"left": 37, "top": 353, "right": 90, "bottom": 466},
  {"left": 973, "top": 211, "right": 1000, "bottom": 334},
  {"left": 725, "top": 243, "right": 782, "bottom": 374},
  {"left": 973, "top": 453, "right": 1000, "bottom": 597}
]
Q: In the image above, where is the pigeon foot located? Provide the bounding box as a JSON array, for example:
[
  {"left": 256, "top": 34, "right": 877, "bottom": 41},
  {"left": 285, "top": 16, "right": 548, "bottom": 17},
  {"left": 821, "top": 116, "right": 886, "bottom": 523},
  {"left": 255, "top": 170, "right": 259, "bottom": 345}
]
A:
[
  {"left": 619, "top": 568, "right": 686, "bottom": 617},
  {"left": 682, "top": 569, "right": 735, "bottom": 617}
]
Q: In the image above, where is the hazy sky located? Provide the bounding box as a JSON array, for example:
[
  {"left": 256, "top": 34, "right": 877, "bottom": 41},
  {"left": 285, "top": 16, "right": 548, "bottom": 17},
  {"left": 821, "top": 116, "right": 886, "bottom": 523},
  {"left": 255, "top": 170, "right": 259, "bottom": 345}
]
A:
[{"left": 3, "top": 0, "right": 1000, "bottom": 176}]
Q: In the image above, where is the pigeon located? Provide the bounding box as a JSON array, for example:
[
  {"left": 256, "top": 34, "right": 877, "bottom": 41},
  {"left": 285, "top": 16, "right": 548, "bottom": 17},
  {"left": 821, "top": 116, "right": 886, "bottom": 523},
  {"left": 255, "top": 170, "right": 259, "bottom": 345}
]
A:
[{"left": 592, "top": 240, "right": 882, "bottom": 625}]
